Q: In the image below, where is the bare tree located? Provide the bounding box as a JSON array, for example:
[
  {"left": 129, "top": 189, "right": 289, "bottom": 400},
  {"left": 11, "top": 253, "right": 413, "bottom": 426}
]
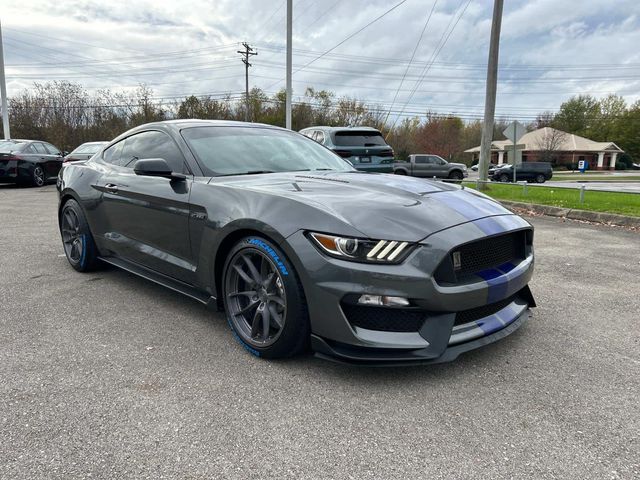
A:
[{"left": 535, "top": 127, "right": 567, "bottom": 164}]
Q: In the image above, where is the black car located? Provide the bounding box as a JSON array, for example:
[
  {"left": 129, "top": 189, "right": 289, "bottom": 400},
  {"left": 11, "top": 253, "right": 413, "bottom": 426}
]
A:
[
  {"left": 0, "top": 139, "right": 64, "bottom": 187},
  {"left": 57, "top": 120, "right": 535, "bottom": 364},
  {"left": 64, "top": 141, "right": 108, "bottom": 163},
  {"left": 492, "top": 162, "right": 553, "bottom": 183}
]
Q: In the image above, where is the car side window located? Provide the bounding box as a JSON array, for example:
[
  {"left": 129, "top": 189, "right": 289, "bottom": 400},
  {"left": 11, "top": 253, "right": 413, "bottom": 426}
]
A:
[
  {"left": 102, "top": 141, "right": 126, "bottom": 166},
  {"left": 414, "top": 156, "right": 428, "bottom": 164},
  {"left": 24, "top": 144, "right": 38, "bottom": 154},
  {"left": 316, "top": 131, "right": 325, "bottom": 144},
  {"left": 121, "top": 131, "right": 188, "bottom": 173},
  {"left": 33, "top": 143, "right": 48, "bottom": 154},
  {"left": 43, "top": 143, "right": 60, "bottom": 155}
]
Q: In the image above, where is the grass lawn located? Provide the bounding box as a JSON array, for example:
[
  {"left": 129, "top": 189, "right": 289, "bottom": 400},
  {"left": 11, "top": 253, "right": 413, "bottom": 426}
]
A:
[
  {"left": 464, "top": 183, "right": 640, "bottom": 217},
  {"left": 552, "top": 175, "right": 640, "bottom": 182}
]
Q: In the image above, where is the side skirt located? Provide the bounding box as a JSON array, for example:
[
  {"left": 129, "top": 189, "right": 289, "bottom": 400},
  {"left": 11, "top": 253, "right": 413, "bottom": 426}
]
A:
[{"left": 98, "top": 255, "right": 217, "bottom": 309}]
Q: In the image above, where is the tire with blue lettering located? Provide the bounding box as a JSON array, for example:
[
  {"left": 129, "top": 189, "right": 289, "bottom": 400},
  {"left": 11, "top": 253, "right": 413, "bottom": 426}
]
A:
[
  {"left": 222, "top": 236, "right": 309, "bottom": 359},
  {"left": 59, "top": 199, "right": 100, "bottom": 272}
]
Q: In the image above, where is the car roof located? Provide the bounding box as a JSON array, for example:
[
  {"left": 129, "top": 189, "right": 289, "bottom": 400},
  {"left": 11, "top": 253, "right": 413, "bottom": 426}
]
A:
[
  {"left": 134, "top": 119, "right": 283, "bottom": 131},
  {"left": 300, "top": 126, "right": 381, "bottom": 133}
]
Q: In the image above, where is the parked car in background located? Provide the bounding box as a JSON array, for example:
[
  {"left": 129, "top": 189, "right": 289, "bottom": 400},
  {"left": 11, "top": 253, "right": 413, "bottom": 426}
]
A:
[
  {"left": 299, "top": 126, "right": 394, "bottom": 173},
  {"left": 491, "top": 162, "right": 553, "bottom": 183},
  {"left": 471, "top": 164, "right": 478, "bottom": 171},
  {"left": 489, "top": 163, "right": 510, "bottom": 176},
  {"left": 64, "top": 141, "right": 108, "bottom": 162},
  {"left": 393, "top": 154, "right": 468, "bottom": 180},
  {"left": 0, "top": 139, "right": 64, "bottom": 187}
]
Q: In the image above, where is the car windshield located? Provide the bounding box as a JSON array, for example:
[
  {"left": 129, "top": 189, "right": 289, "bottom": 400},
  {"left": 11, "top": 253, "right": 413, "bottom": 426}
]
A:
[
  {"left": 0, "top": 141, "right": 25, "bottom": 153},
  {"left": 333, "top": 131, "right": 387, "bottom": 147},
  {"left": 72, "top": 143, "right": 104, "bottom": 154},
  {"left": 181, "top": 126, "right": 354, "bottom": 176}
]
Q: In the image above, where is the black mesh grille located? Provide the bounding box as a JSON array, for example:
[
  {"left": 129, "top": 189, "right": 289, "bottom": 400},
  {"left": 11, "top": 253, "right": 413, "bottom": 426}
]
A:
[
  {"left": 434, "top": 231, "right": 528, "bottom": 284},
  {"left": 342, "top": 304, "right": 426, "bottom": 332},
  {"left": 456, "top": 233, "right": 521, "bottom": 276},
  {"left": 454, "top": 295, "right": 515, "bottom": 326}
]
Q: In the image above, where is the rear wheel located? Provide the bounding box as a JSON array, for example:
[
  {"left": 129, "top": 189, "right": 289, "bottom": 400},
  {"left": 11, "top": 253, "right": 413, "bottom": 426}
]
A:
[
  {"left": 222, "top": 236, "right": 309, "bottom": 359},
  {"left": 500, "top": 174, "right": 510, "bottom": 183},
  {"left": 394, "top": 169, "right": 407, "bottom": 175},
  {"left": 59, "top": 199, "right": 100, "bottom": 272},
  {"left": 32, "top": 166, "right": 45, "bottom": 187},
  {"left": 535, "top": 174, "right": 546, "bottom": 183},
  {"left": 448, "top": 170, "right": 463, "bottom": 180}
]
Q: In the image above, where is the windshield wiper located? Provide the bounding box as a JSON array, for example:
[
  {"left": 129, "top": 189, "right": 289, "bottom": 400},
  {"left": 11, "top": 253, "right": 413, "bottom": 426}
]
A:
[{"left": 218, "top": 170, "right": 276, "bottom": 177}]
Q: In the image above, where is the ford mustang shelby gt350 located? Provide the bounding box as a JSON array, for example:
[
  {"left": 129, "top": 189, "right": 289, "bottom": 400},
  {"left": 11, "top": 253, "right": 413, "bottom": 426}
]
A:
[{"left": 57, "top": 120, "right": 535, "bottom": 364}]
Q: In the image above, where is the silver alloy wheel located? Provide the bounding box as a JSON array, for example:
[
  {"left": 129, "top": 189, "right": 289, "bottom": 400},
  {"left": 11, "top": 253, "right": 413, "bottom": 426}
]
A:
[
  {"left": 33, "top": 166, "right": 45, "bottom": 186},
  {"left": 61, "top": 207, "right": 83, "bottom": 263},
  {"left": 225, "top": 248, "right": 287, "bottom": 348}
]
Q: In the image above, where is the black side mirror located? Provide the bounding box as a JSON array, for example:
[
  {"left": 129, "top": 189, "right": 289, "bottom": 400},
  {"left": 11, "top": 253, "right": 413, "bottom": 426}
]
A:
[
  {"left": 133, "top": 158, "right": 185, "bottom": 180},
  {"left": 62, "top": 151, "right": 69, "bottom": 156}
]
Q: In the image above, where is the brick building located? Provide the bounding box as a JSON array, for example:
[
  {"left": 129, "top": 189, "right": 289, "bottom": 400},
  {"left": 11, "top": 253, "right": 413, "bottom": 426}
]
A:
[{"left": 465, "top": 127, "right": 624, "bottom": 170}]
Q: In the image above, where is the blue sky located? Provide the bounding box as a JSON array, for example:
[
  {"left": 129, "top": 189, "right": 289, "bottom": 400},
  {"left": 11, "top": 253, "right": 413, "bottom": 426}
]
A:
[{"left": 2, "top": 0, "right": 640, "bottom": 123}]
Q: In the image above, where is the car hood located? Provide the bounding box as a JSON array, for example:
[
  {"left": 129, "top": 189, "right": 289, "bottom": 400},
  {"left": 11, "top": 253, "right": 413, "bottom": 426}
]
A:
[{"left": 210, "top": 171, "right": 513, "bottom": 242}]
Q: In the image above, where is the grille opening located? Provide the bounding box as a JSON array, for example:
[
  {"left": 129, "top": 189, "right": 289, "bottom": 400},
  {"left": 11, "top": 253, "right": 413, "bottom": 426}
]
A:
[
  {"left": 341, "top": 303, "right": 426, "bottom": 332},
  {"left": 435, "top": 230, "right": 528, "bottom": 284},
  {"left": 454, "top": 295, "right": 516, "bottom": 326}
]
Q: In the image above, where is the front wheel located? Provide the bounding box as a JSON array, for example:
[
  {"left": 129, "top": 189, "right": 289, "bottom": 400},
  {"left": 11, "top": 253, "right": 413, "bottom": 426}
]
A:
[
  {"left": 500, "top": 174, "right": 510, "bottom": 183},
  {"left": 449, "top": 170, "right": 463, "bottom": 180},
  {"left": 222, "top": 236, "right": 309, "bottom": 359},
  {"left": 394, "top": 170, "right": 407, "bottom": 175},
  {"left": 536, "top": 174, "right": 546, "bottom": 183}
]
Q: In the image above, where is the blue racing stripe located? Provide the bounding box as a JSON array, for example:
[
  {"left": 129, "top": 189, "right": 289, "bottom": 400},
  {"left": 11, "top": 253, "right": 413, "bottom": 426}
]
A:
[
  {"left": 497, "top": 262, "right": 516, "bottom": 273},
  {"left": 476, "top": 316, "right": 505, "bottom": 335},
  {"left": 477, "top": 268, "right": 509, "bottom": 303}
]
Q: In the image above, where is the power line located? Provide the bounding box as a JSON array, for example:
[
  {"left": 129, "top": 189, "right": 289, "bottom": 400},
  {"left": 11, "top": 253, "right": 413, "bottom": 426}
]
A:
[{"left": 384, "top": 0, "right": 438, "bottom": 131}]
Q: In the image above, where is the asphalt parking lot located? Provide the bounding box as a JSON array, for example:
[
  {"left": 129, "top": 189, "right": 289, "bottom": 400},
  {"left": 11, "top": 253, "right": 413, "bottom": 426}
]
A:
[{"left": 1, "top": 184, "right": 638, "bottom": 479}]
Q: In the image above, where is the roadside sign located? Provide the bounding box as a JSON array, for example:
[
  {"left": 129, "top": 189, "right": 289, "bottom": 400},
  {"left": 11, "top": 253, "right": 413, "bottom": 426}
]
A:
[
  {"left": 503, "top": 121, "right": 526, "bottom": 143},
  {"left": 503, "top": 121, "right": 527, "bottom": 182},
  {"left": 578, "top": 160, "right": 586, "bottom": 173}
]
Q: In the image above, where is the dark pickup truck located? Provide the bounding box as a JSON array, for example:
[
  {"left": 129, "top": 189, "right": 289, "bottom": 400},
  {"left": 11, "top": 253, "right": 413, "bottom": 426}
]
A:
[{"left": 393, "top": 154, "right": 468, "bottom": 180}]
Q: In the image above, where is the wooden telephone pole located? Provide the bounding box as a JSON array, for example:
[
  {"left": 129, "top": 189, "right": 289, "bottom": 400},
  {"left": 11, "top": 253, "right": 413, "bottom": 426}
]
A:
[{"left": 238, "top": 42, "right": 257, "bottom": 122}]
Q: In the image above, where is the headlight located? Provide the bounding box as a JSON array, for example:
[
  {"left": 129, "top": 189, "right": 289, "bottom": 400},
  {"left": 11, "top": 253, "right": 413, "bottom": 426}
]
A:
[{"left": 308, "top": 232, "right": 416, "bottom": 264}]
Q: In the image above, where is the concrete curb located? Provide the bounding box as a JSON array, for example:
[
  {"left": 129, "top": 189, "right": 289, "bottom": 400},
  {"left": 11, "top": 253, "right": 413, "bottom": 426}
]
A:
[{"left": 499, "top": 200, "right": 640, "bottom": 228}]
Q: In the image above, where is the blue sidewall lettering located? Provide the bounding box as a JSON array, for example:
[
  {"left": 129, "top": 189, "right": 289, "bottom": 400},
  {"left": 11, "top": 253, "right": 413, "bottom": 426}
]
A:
[
  {"left": 247, "top": 238, "right": 289, "bottom": 276},
  {"left": 80, "top": 233, "right": 87, "bottom": 267},
  {"left": 226, "top": 316, "right": 261, "bottom": 357}
]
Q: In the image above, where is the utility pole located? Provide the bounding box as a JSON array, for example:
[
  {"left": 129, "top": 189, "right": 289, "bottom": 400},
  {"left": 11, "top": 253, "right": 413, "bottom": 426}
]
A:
[
  {"left": 237, "top": 42, "right": 257, "bottom": 122},
  {"left": 0, "top": 19, "right": 10, "bottom": 140},
  {"left": 477, "top": 0, "right": 503, "bottom": 188},
  {"left": 285, "top": 0, "right": 293, "bottom": 130}
]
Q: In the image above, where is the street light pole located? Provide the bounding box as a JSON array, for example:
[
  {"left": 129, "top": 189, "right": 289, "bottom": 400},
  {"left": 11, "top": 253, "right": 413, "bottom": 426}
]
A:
[
  {"left": 0, "top": 19, "right": 10, "bottom": 140},
  {"left": 285, "top": 0, "right": 293, "bottom": 130},
  {"left": 478, "top": 0, "right": 503, "bottom": 188}
]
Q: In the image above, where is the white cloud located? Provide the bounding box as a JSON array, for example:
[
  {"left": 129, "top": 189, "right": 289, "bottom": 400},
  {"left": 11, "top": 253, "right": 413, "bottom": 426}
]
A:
[{"left": 2, "top": 0, "right": 640, "bottom": 122}]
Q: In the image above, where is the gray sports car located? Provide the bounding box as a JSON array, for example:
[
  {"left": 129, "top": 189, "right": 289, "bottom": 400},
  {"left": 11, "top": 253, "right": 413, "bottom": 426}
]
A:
[{"left": 57, "top": 120, "right": 535, "bottom": 365}]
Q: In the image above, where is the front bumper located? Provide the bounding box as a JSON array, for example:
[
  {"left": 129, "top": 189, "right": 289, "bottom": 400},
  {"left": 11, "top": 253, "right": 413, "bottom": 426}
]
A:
[{"left": 281, "top": 214, "right": 535, "bottom": 364}]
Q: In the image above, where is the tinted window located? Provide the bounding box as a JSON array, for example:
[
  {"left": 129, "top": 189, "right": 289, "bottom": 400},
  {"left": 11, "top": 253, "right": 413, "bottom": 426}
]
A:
[
  {"left": 102, "top": 141, "right": 125, "bottom": 166},
  {"left": 43, "top": 143, "right": 60, "bottom": 155},
  {"left": 0, "top": 141, "right": 25, "bottom": 153},
  {"left": 121, "top": 131, "right": 187, "bottom": 173},
  {"left": 72, "top": 143, "right": 103, "bottom": 154},
  {"left": 430, "top": 156, "right": 446, "bottom": 165},
  {"left": 181, "top": 126, "right": 354, "bottom": 176},
  {"left": 332, "top": 131, "right": 387, "bottom": 147},
  {"left": 24, "top": 144, "right": 38, "bottom": 154},
  {"left": 33, "top": 143, "right": 48, "bottom": 154},
  {"left": 414, "top": 156, "right": 429, "bottom": 164}
]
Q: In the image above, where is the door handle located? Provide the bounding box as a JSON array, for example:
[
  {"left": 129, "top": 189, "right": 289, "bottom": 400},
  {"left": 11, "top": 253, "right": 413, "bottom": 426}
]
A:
[{"left": 104, "top": 183, "right": 119, "bottom": 194}]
